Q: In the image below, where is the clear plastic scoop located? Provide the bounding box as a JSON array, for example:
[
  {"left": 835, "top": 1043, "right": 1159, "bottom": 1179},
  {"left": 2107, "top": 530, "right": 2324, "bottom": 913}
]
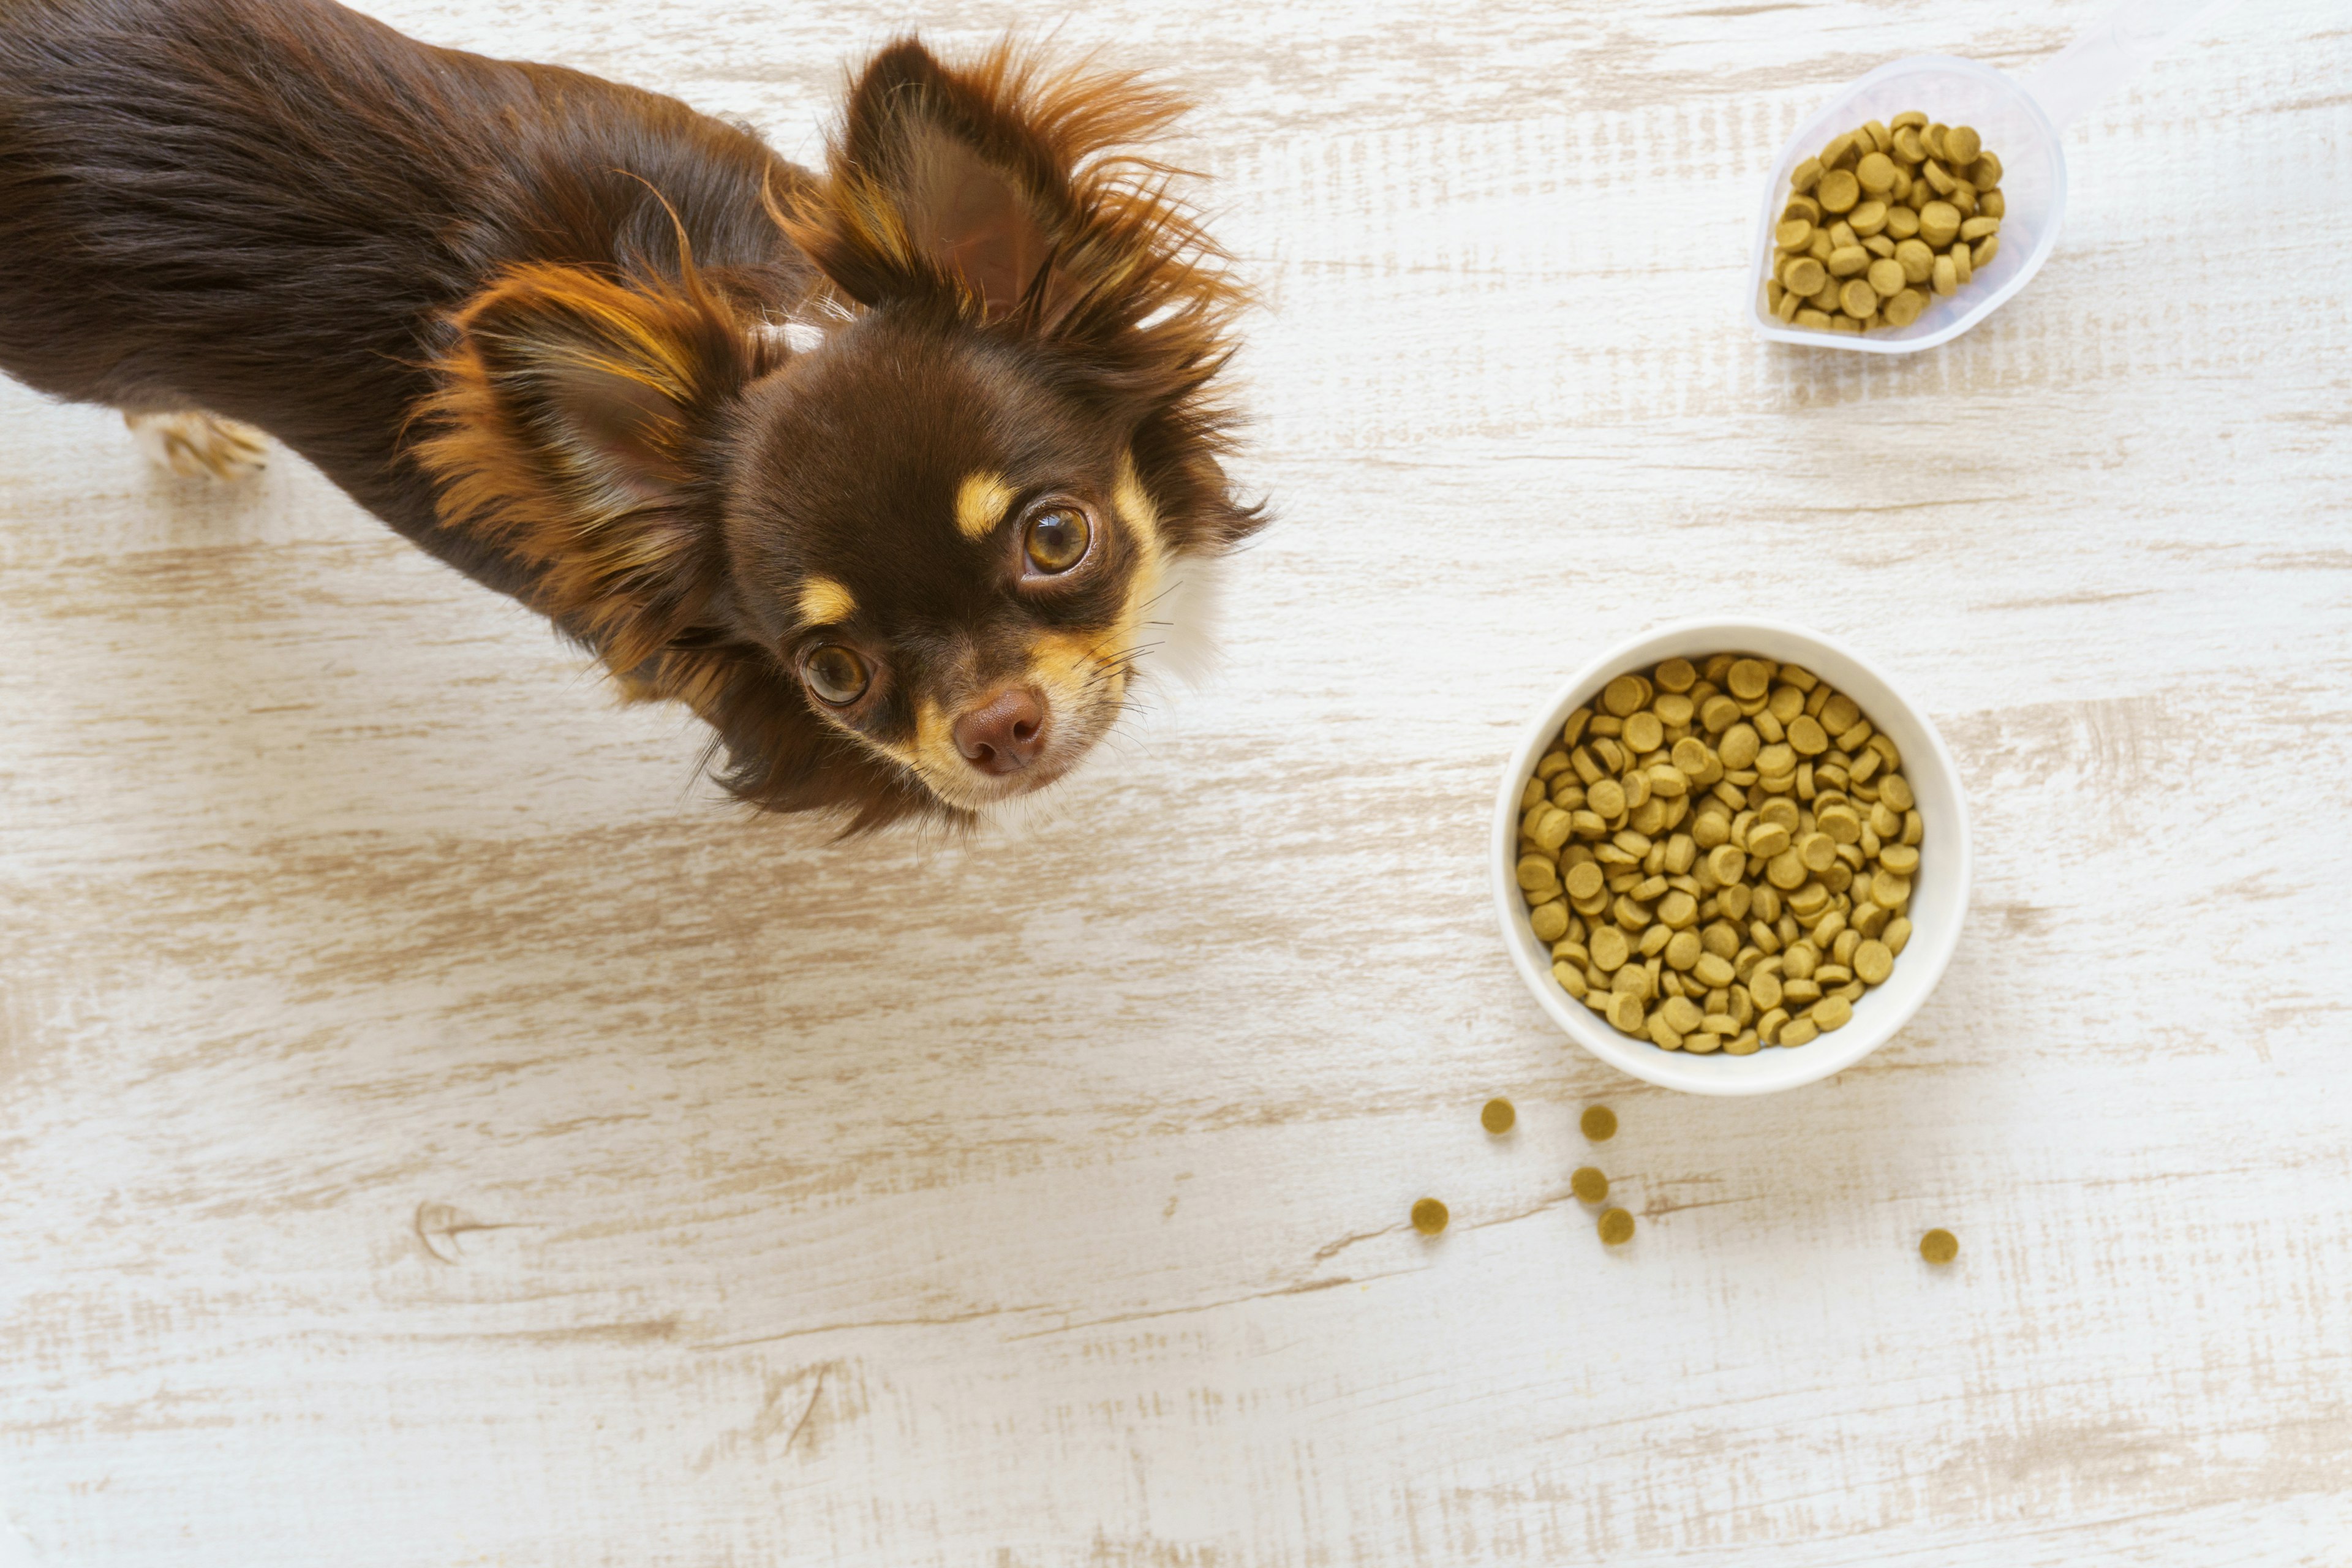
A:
[{"left": 1747, "top": 0, "right": 2236, "bottom": 354}]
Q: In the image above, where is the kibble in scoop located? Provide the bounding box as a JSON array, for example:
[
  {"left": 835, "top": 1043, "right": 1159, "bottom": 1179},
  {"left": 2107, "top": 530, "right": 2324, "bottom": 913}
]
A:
[{"left": 1766, "top": 112, "right": 2005, "bottom": 335}]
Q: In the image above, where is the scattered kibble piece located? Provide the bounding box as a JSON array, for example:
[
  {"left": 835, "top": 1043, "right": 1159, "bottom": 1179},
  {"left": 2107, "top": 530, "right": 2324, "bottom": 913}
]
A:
[
  {"left": 1597, "top": 1207, "right": 1636, "bottom": 1245},
  {"left": 1411, "top": 1198, "right": 1450, "bottom": 1236},
  {"left": 1763, "top": 112, "right": 2002, "bottom": 334},
  {"left": 1570, "top": 1166, "right": 1609, "bottom": 1204},
  {"left": 1920, "top": 1227, "right": 1959, "bottom": 1264},
  {"left": 1517, "top": 652, "right": 1924, "bottom": 1052},
  {"left": 1580, "top": 1104, "right": 1618, "bottom": 1142},
  {"left": 1480, "top": 1098, "right": 1515, "bottom": 1134}
]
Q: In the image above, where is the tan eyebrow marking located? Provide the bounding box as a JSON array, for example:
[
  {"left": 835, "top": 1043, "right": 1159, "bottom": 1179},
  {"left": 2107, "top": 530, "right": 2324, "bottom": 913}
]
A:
[
  {"left": 955, "top": 472, "right": 1017, "bottom": 542},
  {"left": 797, "top": 576, "right": 856, "bottom": 625}
]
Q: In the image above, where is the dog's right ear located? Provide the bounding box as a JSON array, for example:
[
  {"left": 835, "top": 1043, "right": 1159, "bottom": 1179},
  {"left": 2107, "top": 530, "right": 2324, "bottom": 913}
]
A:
[{"left": 417, "top": 263, "right": 776, "bottom": 671}]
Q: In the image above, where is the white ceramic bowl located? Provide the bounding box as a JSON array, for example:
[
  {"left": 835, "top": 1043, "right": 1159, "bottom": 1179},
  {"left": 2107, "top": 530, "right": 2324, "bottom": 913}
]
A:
[{"left": 1491, "top": 619, "right": 1972, "bottom": 1095}]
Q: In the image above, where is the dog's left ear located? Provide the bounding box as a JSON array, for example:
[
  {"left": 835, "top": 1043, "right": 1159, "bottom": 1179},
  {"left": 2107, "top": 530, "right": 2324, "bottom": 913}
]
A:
[
  {"left": 418, "top": 263, "right": 765, "bottom": 669},
  {"left": 792, "top": 39, "right": 1270, "bottom": 561},
  {"left": 790, "top": 40, "right": 1173, "bottom": 322}
]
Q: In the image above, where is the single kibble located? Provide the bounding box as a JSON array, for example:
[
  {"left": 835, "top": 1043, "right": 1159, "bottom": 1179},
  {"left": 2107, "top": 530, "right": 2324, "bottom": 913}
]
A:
[
  {"left": 1920, "top": 1227, "right": 1959, "bottom": 1264},
  {"left": 1481, "top": 1097, "right": 1516, "bottom": 1135},
  {"left": 1597, "top": 1208, "right": 1636, "bottom": 1245},
  {"left": 1607, "top": 993, "right": 1645, "bottom": 1035},
  {"left": 1571, "top": 1166, "right": 1609, "bottom": 1204},
  {"left": 1874, "top": 287, "right": 1916, "bottom": 328},
  {"left": 1767, "top": 111, "right": 2004, "bottom": 336},
  {"left": 1411, "top": 1197, "right": 1449, "bottom": 1236},
  {"left": 1518, "top": 654, "right": 1921, "bottom": 1052},
  {"left": 1727, "top": 658, "right": 1772, "bottom": 699},
  {"left": 1580, "top": 1104, "right": 1618, "bottom": 1142}
]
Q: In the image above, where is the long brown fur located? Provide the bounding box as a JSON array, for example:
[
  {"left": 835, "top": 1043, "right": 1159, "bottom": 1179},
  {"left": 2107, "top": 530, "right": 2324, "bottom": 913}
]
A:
[
  {"left": 415, "top": 258, "right": 777, "bottom": 676},
  {"left": 0, "top": 1, "right": 1264, "bottom": 830}
]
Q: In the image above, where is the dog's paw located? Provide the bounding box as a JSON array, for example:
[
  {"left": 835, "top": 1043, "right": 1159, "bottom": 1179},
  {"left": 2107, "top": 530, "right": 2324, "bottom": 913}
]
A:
[{"left": 125, "top": 410, "right": 269, "bottom": 481}]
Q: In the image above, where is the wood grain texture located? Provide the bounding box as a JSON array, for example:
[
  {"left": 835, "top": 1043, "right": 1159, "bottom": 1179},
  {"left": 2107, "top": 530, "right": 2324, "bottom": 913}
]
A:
[{"left": 3, "top": 1, "right": 2349, "bottom": 1564}]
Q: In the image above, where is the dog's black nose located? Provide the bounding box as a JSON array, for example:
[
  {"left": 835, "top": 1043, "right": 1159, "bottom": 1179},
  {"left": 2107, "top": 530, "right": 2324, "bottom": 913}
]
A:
[{"left": 953, "top": 687, "right": 1048, "bottom": 774}]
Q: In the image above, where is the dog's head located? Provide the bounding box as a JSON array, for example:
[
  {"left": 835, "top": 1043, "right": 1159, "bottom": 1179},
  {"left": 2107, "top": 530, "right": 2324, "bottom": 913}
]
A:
[{"left": 420, "top": 40, "right": 1261, "bottom": 828}]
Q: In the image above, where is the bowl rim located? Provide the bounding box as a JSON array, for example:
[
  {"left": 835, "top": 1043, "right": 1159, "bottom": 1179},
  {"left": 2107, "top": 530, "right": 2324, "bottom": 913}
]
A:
[{"left": 1490, "top": 616, "right": 1973, "bottom": 1095}]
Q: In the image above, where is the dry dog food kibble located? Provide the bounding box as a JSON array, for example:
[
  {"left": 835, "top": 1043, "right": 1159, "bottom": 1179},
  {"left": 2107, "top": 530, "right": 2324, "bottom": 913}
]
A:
[
  {"left": 1597, "top": 1207, "right": 1636, "bottom": 1245},
  {"left": 1580, "top": 1104, "right": 1618, "bottom": 1141},
  {"left": 1766, "top": 113, "right": 2004, "bottom": 334},
  {"left": 1411, "top": 1198, "right": 1450, "bottom": 1235},
  {"left": 1919, "top": 1227, "right": 1959, "bottom": 1264},
  {"left": 1570, "top": 1166, "right": 1610, "bottom": 1203},
  {"left": 1480, "top": 1097, "right": 1516, "bottom": 1134},
  {"left": 1517, "top": 653, "right": 1924, "bottom": 1052}
]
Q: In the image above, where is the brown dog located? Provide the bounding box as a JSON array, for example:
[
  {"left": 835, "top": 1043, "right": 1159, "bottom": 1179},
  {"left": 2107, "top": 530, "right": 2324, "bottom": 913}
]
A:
[{"left": 0, "top": 0, "right": 1262, "bottom": 827}]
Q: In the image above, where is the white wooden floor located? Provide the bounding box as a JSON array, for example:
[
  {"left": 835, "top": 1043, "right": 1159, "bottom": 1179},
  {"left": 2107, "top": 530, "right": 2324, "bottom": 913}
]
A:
[{"left": 4, "top": 1, "right": 2348, "bottom": 1564}]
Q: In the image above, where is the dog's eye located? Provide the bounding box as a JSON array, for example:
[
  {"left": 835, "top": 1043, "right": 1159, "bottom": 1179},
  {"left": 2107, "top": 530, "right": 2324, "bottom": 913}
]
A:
[
  {"left": 1023, "top": 505, "right": 1091, "bottom": 575},
  {"left": 802, "top": 644, "right": 871, "bottom": 706}
]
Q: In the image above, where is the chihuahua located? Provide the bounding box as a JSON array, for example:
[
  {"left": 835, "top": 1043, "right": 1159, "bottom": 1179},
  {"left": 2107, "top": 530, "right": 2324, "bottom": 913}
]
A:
[{"left": 0, "top": 0, "right": 1261, "bottom": 829}]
